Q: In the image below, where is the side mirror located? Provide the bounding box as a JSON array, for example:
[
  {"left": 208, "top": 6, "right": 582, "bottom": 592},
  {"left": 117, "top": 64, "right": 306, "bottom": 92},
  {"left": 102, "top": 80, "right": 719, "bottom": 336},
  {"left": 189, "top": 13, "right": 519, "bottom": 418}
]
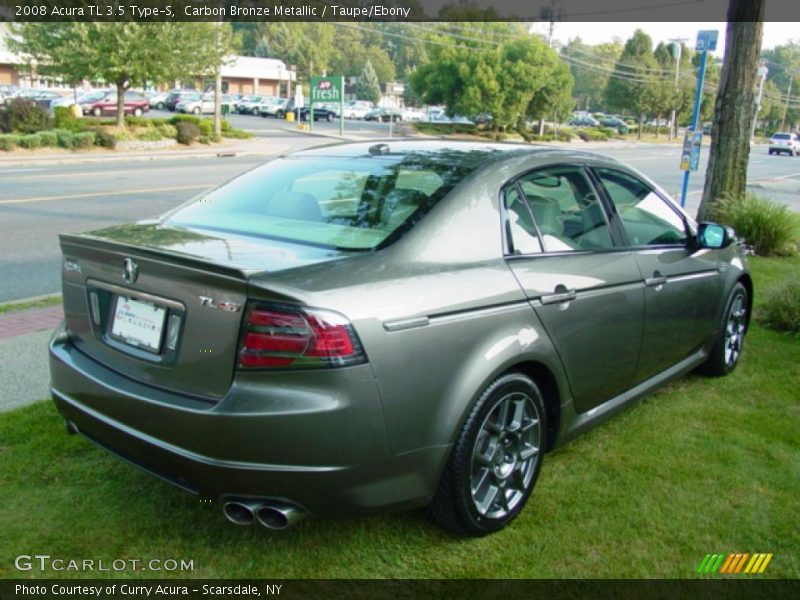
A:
[{"left": 696, "top": 222, "right": 735, "bottom": 249}]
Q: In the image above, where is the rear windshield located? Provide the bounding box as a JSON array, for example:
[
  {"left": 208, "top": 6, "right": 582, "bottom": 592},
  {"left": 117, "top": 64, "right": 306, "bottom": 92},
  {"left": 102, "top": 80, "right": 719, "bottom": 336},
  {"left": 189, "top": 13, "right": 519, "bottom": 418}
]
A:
[
  {"left": 773, "top": 133, "right": 791, "bottom": 140},
  {"left": 166, "top": 154, "right": 477, "bottom": 250}
]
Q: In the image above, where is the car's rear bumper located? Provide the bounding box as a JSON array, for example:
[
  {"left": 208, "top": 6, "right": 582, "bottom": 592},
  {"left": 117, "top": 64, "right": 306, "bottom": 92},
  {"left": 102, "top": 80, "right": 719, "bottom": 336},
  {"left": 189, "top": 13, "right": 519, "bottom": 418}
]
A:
[{"left": 49, "top": 323, "right": 444, "bottom": 517}]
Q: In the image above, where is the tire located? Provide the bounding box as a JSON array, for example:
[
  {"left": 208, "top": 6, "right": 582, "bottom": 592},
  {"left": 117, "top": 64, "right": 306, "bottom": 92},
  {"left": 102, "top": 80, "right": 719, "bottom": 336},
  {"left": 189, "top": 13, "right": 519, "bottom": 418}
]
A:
[
  {"left": 428, "top": 372, "right": 546, "bottom": 536},
  {"left": 697, "top": 282, "right": 748, "bottom": 377},
  {"left": 92, "top": 107, "right": 102, "bottom": 117},
  {"left": 326, "top": 113, "right": 333, "bottom": 122},
  {"left": 133, "top": 107, "right": 143, "bottom": 117},
  {"left": 768, "top": 149, "right": 774, "bottom": 155},
  {"left": 156, "top": 102, "right": 165, "bottom": 110},
  {"left": 276, "top": 110, "right": 284, "bottom": 119},
  {"left": 192, "top": 107, "right": 200, "bottom": 115}
]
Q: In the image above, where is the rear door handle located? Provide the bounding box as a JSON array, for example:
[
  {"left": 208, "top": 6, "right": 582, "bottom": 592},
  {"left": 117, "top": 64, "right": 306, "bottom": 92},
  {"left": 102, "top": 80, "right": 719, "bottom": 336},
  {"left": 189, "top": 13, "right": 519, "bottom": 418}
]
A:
[
  {"left": 645, "top": 271, "right": 667, "bottom": 288},
  {"left": 540, "top": 288, "right": 577, "bottom": 305}
]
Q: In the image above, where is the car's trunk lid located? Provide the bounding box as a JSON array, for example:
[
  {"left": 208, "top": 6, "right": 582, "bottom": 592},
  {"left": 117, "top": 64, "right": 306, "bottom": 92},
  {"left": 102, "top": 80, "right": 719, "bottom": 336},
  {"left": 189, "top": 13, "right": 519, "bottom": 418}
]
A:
[{"left": 58, "top": 223, "right": 344, "bottom": 401}]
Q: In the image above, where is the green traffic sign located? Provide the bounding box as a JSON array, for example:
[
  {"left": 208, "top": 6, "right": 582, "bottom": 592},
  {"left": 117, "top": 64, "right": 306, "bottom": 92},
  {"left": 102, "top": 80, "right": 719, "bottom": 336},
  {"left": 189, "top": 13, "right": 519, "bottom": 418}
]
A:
[{"left": 310, "top": 76, "right": 343, "bottom": 104}]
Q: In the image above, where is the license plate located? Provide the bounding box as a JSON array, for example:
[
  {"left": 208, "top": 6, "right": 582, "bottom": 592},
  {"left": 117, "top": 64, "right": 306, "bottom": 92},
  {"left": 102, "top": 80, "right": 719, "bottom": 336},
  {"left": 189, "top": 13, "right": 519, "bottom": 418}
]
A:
[{"left": 110, "top": 296, "right": 167, "bottom": 353}]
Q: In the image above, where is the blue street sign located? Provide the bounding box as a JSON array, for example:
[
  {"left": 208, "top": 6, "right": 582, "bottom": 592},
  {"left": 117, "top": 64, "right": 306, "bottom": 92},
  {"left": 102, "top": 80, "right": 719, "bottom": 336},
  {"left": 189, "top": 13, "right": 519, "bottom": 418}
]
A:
[{"left": 696, "top": 30, "right": 719, "bottom": 52}]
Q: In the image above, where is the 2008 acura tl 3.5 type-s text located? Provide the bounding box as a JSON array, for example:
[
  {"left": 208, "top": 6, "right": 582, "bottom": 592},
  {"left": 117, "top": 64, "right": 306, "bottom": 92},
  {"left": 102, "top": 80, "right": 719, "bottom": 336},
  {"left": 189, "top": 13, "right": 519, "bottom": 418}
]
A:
[{"left": 49, "top": 141, "right": 751, "bottom": 536}]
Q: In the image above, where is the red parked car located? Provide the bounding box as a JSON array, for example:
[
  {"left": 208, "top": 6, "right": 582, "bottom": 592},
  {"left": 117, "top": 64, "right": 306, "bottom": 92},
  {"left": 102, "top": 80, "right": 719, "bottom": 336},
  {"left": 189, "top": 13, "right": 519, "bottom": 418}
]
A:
[{"left": 80, "top": 90, "right": 150, "bottom": 117}]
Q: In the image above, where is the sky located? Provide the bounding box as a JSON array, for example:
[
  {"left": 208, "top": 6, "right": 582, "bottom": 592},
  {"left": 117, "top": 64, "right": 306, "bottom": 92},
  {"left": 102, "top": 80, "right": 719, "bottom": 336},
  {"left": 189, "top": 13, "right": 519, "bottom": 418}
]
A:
[{"left": 536, "top": 22, "right": 799, "bottom": 56}]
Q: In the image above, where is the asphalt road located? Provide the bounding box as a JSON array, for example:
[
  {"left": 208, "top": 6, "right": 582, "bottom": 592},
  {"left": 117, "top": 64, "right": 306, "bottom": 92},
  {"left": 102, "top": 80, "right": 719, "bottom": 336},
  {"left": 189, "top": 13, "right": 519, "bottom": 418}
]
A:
[{"left": 1, "top": 133, "right": 798, "bottom": 303}]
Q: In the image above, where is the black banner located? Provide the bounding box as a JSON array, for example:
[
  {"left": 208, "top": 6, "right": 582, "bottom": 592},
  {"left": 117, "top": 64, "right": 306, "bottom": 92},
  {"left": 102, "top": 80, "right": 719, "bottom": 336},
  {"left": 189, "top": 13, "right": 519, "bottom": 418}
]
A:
[
  {"left": 1, "top": 0, "right": 800, "bottom": 22},
  {"left": 1, "top": 579, "right": 800, "bottom": 600}
]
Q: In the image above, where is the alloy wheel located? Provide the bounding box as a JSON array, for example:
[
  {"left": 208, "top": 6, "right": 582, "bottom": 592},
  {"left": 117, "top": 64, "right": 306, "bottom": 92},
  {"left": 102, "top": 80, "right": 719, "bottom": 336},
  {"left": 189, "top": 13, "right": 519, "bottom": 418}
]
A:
[
  {"left": 724, "top": 294, "right": 747, "bottom": 367},
  {"left": 470, "top": 392, "right": 540, "bottom": 519}
]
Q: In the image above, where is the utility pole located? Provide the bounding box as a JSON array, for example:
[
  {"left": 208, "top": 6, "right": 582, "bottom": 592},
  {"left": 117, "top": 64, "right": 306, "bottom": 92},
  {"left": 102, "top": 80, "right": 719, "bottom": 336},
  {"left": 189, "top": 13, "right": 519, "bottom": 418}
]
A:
[
  {"left": 213, "top": 19, "right": 223, "bottom": 137},
  {"left": 750, "top": 60, "right": 768, "bottom": 140},
  {"left": 780, "top": 72, "right": 794, "bottom": 133},
  {"left": 668, "top": 38, "right": 688, "bottom": 140}
]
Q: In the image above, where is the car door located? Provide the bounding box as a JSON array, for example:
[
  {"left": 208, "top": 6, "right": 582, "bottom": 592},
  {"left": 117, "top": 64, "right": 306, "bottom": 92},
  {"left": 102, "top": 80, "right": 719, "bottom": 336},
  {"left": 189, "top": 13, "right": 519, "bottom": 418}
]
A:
[
  {"left": 591, "top": 167, "right": 721, "bottom": 383},
  {"left": 503, "top": 164, "right": 645, "bottom": 413}
]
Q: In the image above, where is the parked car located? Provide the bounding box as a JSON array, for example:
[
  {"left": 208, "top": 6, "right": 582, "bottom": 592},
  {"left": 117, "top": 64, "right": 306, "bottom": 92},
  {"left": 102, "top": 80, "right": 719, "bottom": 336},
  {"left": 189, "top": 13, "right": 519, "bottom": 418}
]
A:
[
  {"left": 165, "top": 90, "right": 199, "bottom": 112},
  {"left": 569, "top": 115, "right": 600, "bottom": 127},
  {"left": 146, "top": 91, "right": 169, "bottom": 110},
  {"left": 401, "top": 107, "right": 427, "bottom": 122},
  {"left": 49, "top": 141, "right": 750, "bottom": 536},
  {"left": 0, "top": 84, "right": 20, "bottom": 104},
  {"left": 237, "top": 95, "right": 263, "bottom": 115},
  {"left": 343, "top": 100, "right": 374, "bottom": 119},
  {"left": 428, "top": 112, "right": 452, "bottom": 124},
  {"left": 768, "top": 132, "right": 799, "bottom": 156},
  {"left": 598, "top": 117, "right": 628, "bottom": 134},
  {"left": 80, "top": 90, "right": 150, "bottom": 117},
  {"left": 260, "top": 98, "right": 289, "bottom": 118},
  {"left": 176, "top": 93, "right": 234, "bottom": 115},
  {"left": 227, "top": 94, "right": 244, "bottom": 111},
  {"left": 365, "top": 107, "right": 403, "bottom": 122},
  {"left": 298, "top": 106, "right": 336, "bottom": 122},
  {"left": 51, "top": 90, "right": 105, "bottom": 111}
]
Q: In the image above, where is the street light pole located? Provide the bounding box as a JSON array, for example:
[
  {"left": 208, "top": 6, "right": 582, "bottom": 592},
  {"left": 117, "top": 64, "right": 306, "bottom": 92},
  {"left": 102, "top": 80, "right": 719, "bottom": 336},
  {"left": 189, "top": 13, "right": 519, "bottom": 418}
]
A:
[
  {"left": 780, "top": 73, "right": 794, "bottom": 133},
  {"left": 750, "top": 61, "right": 768, "bottom": 141}
]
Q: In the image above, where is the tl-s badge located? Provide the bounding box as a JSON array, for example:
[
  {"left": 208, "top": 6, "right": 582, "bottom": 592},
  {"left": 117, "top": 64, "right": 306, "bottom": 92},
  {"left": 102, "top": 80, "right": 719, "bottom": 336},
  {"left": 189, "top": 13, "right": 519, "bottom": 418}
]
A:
[{"left": 199, "top": 296, "right": 241, "bottom": 312}]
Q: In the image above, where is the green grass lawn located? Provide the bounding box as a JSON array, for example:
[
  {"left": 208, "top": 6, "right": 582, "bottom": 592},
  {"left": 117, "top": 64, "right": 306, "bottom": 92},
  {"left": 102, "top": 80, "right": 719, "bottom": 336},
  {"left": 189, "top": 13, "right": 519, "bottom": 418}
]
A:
[
  {"left": 0, "top": 258, "right": 797, "bottom": 579},
  {"left": 0, "top": 294, "right": 61, "bottom": 315}
]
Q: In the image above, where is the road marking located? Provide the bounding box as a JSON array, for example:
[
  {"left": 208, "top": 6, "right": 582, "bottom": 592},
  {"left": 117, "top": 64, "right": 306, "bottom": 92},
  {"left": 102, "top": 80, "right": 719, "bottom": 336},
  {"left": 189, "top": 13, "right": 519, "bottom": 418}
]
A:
[
  {"left": 0, "top": 162, "right": 257, "bottom": 181},
  {"left": 0, "top": 168, "right": 47, "bottom": 174},
  {"left": 0, "top": 184, "right": 212, "bottom": 205}
]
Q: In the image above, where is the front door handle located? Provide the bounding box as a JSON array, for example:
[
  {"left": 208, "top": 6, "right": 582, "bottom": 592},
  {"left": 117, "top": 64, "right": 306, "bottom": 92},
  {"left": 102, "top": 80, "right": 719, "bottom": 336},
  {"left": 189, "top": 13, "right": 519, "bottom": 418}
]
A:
[
  {"left": 540, "top": 286, "right": 577, "bottom": 305},
  {"left": 645, "top": 271, "right": 667, "bottom": 288}
]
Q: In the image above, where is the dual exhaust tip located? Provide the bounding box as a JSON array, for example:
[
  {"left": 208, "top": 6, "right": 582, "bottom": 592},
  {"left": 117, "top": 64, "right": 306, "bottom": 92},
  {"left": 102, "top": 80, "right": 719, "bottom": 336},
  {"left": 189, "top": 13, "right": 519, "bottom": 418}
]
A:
[{"left": 223, "top": 499, "right": 305, "bottom": 530}]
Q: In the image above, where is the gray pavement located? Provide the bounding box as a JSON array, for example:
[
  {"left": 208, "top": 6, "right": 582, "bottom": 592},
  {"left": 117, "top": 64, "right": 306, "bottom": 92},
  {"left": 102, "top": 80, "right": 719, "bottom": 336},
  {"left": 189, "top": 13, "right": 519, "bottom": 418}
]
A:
[{"left": 0, "top": 329, "right": 52, "bottom": 412}]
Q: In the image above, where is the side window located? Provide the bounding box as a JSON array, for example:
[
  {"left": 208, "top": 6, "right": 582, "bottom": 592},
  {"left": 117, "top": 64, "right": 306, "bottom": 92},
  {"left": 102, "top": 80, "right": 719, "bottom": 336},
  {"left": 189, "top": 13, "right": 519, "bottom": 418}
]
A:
[
  {"left": 515, "top": 166, "right": 614, "bottom": 252},
  {"left": 503, "top": 185, "right": 543, "bottom": 255},
  {"left": 595, "top": 168, "right": 687, "bottom": 246}
]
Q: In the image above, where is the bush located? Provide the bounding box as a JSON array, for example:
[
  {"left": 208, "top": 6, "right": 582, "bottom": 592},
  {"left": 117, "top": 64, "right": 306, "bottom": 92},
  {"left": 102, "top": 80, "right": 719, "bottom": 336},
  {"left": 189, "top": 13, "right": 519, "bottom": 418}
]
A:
[
  {"left": 198, "top": 135, "right": 211, "bottom": 145},
  {"left": 197, "top": 119, "right": 213, "bottom": 137},
  {"left": 757, "top": 279, "right": 800, "bottom": 335},
  {"left": 0, "top": 98, "right": 52, "bottom": 134},
  {"left": 169, "top": 114, "right": 202, "bottom": 126},
  {"left": 0, "top": 134, "right": 22, "bottom": 151},
  {"left": 92, "top": 129, "right": 116, "bottom": 149},
  {"left": 73, "top": 131, "right": 96, "bottom": 149},
  {"left": 175, "top": 121, "right": 201, "bottom": 145},
  {"left": 18, "top": 133, "right": 43, "bottom": 149},
  {"left": 155, "top": 123, "right": 177, "bottom": 138},
  {"left": 136, "top": 129, "right": 163, "bottom": 141},
  {"left": 222, "top": 128, "right": 253, "bottom": 139},
  {"left": 714, "top": 194, "right": 799, "bottom": 256},
  {"left": 53, "top": 129, "right": 75, "bottom": 149},
  {"left": 576, "top": 128, "right": 609, "bottom": 142},
  {"left": 53, "top": 107, "right": 85, "bottom": 133},
  {"left": 37, "top": 130, "right": 58, "bottom": 147}
]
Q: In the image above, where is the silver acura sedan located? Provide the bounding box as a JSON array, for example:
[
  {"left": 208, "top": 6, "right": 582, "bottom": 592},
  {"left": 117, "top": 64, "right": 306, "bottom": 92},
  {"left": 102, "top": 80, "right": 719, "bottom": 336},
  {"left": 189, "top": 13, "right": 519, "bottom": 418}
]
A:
[{"left": 50, "top": 141, "right": 751, "bottom": 536}]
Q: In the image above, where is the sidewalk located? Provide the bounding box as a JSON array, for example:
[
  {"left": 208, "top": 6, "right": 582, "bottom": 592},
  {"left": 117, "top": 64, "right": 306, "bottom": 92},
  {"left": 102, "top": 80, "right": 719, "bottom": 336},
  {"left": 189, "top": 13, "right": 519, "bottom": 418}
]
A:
[{"left": 0, "top": 304, "right": 63, "bottom": 412}]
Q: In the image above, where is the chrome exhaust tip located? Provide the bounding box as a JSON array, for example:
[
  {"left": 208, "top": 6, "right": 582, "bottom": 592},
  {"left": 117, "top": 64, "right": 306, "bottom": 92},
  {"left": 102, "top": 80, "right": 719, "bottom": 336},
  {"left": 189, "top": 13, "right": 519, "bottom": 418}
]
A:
[
  {"left": 222, "top": 500, "right": 260, "bottom": 526},
  {"left": 255, "top": 502, "right": 305, "bottom": 530}
]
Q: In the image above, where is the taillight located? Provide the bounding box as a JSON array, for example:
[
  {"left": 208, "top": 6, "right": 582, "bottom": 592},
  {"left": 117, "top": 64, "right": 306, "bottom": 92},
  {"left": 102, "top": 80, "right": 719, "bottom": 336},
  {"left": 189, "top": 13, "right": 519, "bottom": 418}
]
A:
[{"left": 238, "top": 303, "right": 366, "bottom": 369}]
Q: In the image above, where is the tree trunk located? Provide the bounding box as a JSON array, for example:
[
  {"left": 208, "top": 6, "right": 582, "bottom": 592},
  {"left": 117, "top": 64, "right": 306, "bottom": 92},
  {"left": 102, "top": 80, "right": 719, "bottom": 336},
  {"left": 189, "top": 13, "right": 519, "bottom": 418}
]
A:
[
  {"left": 697, "top": 2, "right": 765, "bottom": 221},
  {"left": 656, "top": 113, "right": 661, "bottom": 138},
  {"left": 116, "top": 81, "right": 126, "bottom": 128},
  {"left": 213, "top": 21, "right": 223, "bottom": 137},
  {"left": 637, "top": 114, "right": 643, "bottom": 140}
]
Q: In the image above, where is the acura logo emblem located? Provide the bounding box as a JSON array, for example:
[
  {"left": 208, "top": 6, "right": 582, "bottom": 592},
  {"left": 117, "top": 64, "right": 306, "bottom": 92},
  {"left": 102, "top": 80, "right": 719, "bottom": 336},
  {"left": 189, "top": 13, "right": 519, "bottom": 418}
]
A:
[{"left": 122, "top": 258, "right": 138, "bottom": 283}]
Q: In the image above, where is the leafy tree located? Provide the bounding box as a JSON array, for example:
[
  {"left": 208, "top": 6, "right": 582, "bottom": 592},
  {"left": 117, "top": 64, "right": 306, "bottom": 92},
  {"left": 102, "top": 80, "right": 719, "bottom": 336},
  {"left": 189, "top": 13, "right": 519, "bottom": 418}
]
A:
[
  {"left": 9, "top": 23, "right": 236, "bottom": 127},
  {"left": 761, "top": 41, "right": 800, "bottom": 131},
  {"left": 562, "top": 38, "right": 622, "bottom": 112},
  {"left": 604, "top": 29, "right": 660, "bottom": 138},
  {"left": 356, "top": 60, "right": 382, "bottom": 105},
  {"left": 698, "top": 1, "right": 765, "bottom": 221},
  {"left": 527, "top": 57, "right": 574, "bottom": 124}
]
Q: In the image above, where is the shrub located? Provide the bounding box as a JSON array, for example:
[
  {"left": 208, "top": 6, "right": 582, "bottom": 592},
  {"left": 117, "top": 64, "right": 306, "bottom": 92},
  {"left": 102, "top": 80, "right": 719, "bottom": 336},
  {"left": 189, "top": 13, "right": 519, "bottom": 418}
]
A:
[
  {"left": 169, "top": 114, "right": 202, "bottom": 126},
  {"left": 54, "top": 129, "right": 75, "bottom": 149},
  {"left": 757, "top": 279, "right": 800, "bottom": 335},
  {"left": 53, "top": 107, "right": 85, "bottom": 133},
  {"left": 155, "top": 123, "right": 177, "bottom": 138},
  {"left": 18, "top": 133, "right": 43, "bottom": 149},
  {"left": 198, "top": 135, "right": 211, "bottom": 145},
  {"left": 37, "top": 130, "right": 58, "bottom": 147},
  {"left": 222, "top": 128, "right": 253, "bottom": 139},
  {"left": 220, "top": 119, "right": 232, "bottom": 132},
  {"left": 0, "top": 134, "right": 22, "bottom": 151},
  {"left": 576, "top": 128, "right": 609, "bottom": 142},
  {"left": 0, "top": 98, "right": 52, "bottom": 134},
  {"left": 175, "top": 121, "right": 201, "bottom": 145},
  {"left": 125, "top": 115, "right": 156, "bottom": 128},
  {"left": 714, "top": 194, "right": 799, "bottom": 256},
  {"left": 136, "top": 129, "right": 163, "bottom": 141},
  {"left": 197, "top": 119, "right": 213, "bottom": 137},
  {"left": 92, "top": 129, "right": 116, "bottom": 149},
  {"left": 73, "top": 131, "right": 96, "bottom": 149}
]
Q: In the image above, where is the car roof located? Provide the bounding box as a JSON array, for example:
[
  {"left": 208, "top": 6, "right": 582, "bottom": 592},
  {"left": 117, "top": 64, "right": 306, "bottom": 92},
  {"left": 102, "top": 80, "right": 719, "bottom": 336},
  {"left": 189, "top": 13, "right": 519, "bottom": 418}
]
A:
[{"left": 291, "top": 139, "right": 618, "bottom": 170}]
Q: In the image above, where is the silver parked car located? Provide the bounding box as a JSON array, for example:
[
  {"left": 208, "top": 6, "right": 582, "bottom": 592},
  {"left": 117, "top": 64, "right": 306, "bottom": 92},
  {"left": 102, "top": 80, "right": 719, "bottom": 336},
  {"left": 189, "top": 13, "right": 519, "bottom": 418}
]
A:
[{"left": 50, "top": 141, "right": 750, "bottom": 536}]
